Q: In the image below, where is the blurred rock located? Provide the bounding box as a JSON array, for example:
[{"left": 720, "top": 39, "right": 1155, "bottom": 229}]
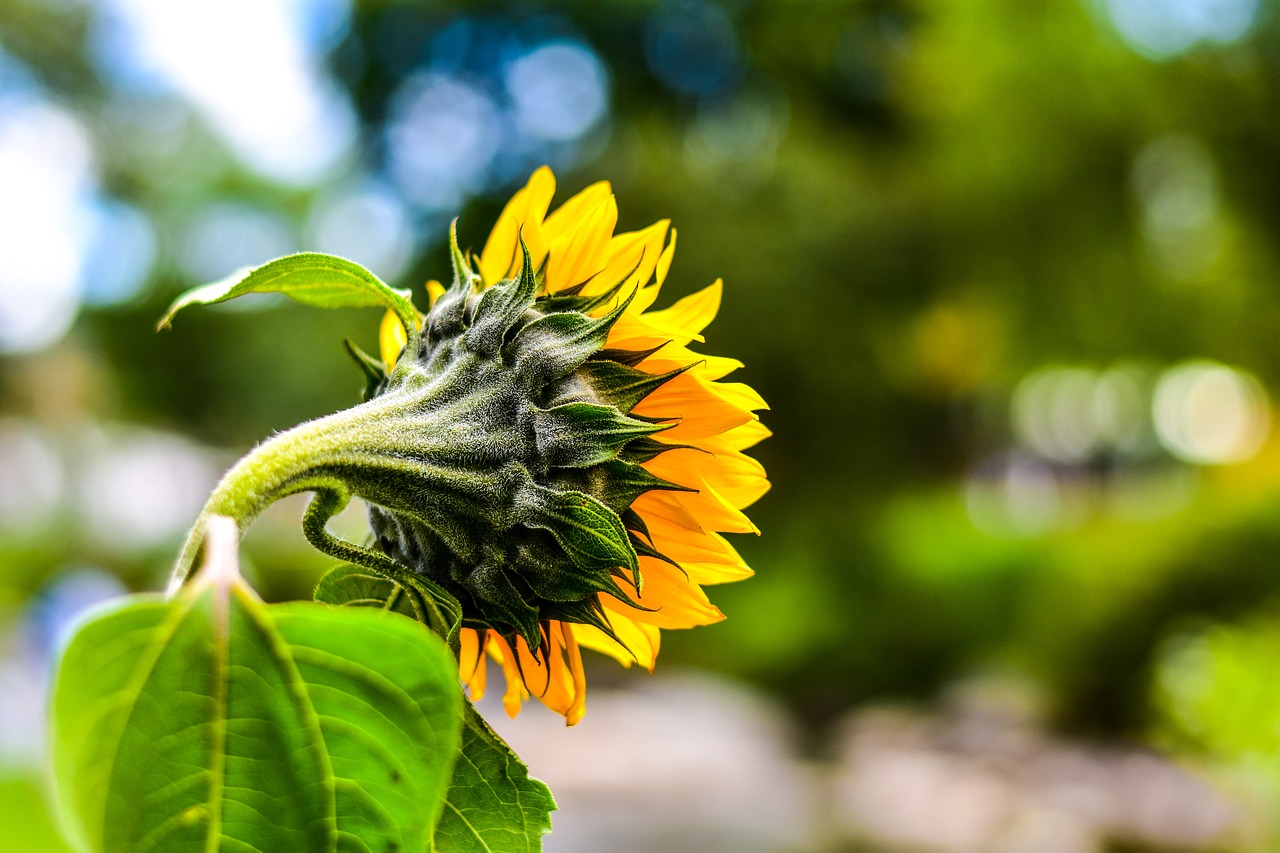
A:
[
  {"left": 482, "top": 669, "right": 822, "bottom": 853},
  {"left": 829, "top": 678, "right": 1244, "bottom": 851}
]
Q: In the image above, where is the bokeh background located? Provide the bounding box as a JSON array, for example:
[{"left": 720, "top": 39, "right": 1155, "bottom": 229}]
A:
[{"left": 4, "top": 0, "right": 1280, "bottom": 849}]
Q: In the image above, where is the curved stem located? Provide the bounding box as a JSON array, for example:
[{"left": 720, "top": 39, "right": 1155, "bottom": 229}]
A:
[
  {"left": 302, "top": 487, "right": 409, "bottom": 576},
  {"left": 167, "top": 395, "right": 408, "bottom": 594}
]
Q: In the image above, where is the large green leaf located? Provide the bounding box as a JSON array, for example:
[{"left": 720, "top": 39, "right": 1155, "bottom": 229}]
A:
[
  {"left": 314, "top": 568, "right": 556, "bottom": 852},
  {"left": 50, "top": 546, "right": 462, "bottom": 853},
  {"left": 433, "top": 703, "right": 556, "bottom": 853},
  {"left": 157, "top": 252, "right": 421, "bottom": 346}
]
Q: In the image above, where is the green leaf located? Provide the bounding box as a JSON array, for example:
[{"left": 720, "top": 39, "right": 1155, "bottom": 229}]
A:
[
  {"left": 157, "top": 252, "right": 421, "bottom": 348},
  {"left": 315, "top": 561, "right": 463, "bottom": 651},
  {"left": 50, "top": 558, "right": 462, "bottom": 852},
  {"left": 433, "top": 703, "right": 555, "bottom": 853},
  {"left": 312, "top": 566, "right": 556, "bottom": 852}
]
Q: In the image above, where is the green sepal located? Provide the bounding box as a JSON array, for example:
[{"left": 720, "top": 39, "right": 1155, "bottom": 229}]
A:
[
  {"left": 539, "top": 252, "right": 638, "bottom": 315},
  {"left": 618, "top": 436, "right": 690, "bottom": 464},
  {"left": 314, "top": 561, "right": 463, "bottom": 651},
  {"left": 449, "top": 219, "right": 479, "bottom": 293},
  {"left": 516, "top": 232, "right": 539, "bottom": 296},
  {"left": 520, "top": 484, "right": 639, "bottom": 581},
  {"left": 575, "top": 280, "right": 634, "bottom": 315},
  {"left": 533, "top": 278, "right": 590, "bottom": 313},
  {"left": 342, "top": 338, "right": 386, "bottom": 402},
  {"left": 426, "top": 286, "right": 468, "bottom": 342},
  {"left": 620, "top": 506, "right": 652, "bottom": 541},
  {"left": 464, "top": 238, "right": 538, "bottom": 356},
  {"left": 549, "top": 596, "right": 622, "bottom": 642},
  {"left": 427, "top": 226, "right": 477, "bottom": 340},
  {"left": 507, "top": 531, "right": 634, "bottom": 604},
  {"left": 510, "top": 288, "right": 635, "bottom": 387},
  {"left": 548, "top": 460, "right": 692, "bottom": 514},
  {"left": 533, "top": 294, "right": 591, "bottom": 314},
  {"left": 591, "top": 342, "right": 667, "bottom": 367},
  {"left": 465, "top": 555, "right": 544, "bottom": 650},
  {"left": 534, "top": 402, "right": 665, "bottom": 468},
  {"left": 536, "top": 278, "right": 627, "bottom": 317},
  {"left": 559, "top": 359, "right": 688, "bottom": 412},
  {"left": 157, "top": 252, "right": 421, "bottom": 353},
  {"left": 629, "top": 530, "right": 683, "bottom": 570}
]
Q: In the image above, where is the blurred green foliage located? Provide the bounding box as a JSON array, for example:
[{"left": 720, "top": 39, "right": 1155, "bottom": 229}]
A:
[{"left": 0, "top": 776, "right": 74, "bottom": 853}]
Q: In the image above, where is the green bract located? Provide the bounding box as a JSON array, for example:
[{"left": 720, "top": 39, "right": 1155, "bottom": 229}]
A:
[{"left": 170, "top": 237, "right": 689, "bottom": 655}]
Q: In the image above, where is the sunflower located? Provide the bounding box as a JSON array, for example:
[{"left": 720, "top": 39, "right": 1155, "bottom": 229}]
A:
[{"left": 378, "top": 167, "right": 769, "bottom": 725}]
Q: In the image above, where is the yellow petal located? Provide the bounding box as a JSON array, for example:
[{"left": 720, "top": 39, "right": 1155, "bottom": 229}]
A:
[
  {"left": 583, "top": 219, "right": 669, "bottom": 299},
  {"left": 644, "top": 514, "right": 736, "bottom": 561},
  {"left": 426, "top": 279, "right": 446, "bottom": 307},
  {"left": 633, "top": 373, "right": 756, "bottom": 440},
  {"left": 479, "top": 166, "right": 556, "bottom": 285},
  {"left": 607, "top": 557, "right": 725, "bottom": 629},
  {"left": 459, "top": 628, "right": 489, "bottom": 700},
  {"left": 487, "top": 634, "right": 528, "bottom": 718},
  {"left": 644, "top": 347, "right": 744, "bottom": 381},
  {"left": 623, "top": 229, "right": 682, "bottom": 318},
  {"left": 656, "top": 228, "right": 677, "bottom": 286},
  {"left": 561, "top": 622, "right": 587, "bottom": 726},
  {"left": 673, "top": 471, "right": 761, "bottom": 534},
  {"left": 543, "top": 180, "right": 612, "bottom": 243},
  {"left": 571, "top": 608, "right": 661, "bottom": 671},
  {"left": 632, "top": 489, "right": 705, "bottom": 534},
  {"left": 639, "top": 516, "right": 754, "bottom": 585},
  {"left": 644, "top": 445, "right": 770, "bottom": 511},
  {"left": 715, "top": 419, "right": 772, "bottom": 452},
  {"left": 708, "top": 380, "right": 769, "bottom": 412},
  {"left": 536, "top": 629, "right": 578, "bottom": 718},
  {"left": 606, "top": 309, "right": 705, "bottom": 349},
  {"left": 469, "top": 650, "right": 488, "bottom": 700},
  {"left": 459, "top": 628, "right": 482, "bottom": 679},
  {"left": 515, "top": 633, "right": 551, "bottom": 698},
  {"left": 635, "top": 482, "right": 758, "bottom": 536},
  {"left": 681, "top": 558, "right": 755, "bottom": 586},
  {"left": 642, "top": 279, "right": 722, "bottom": 339},
  {"left": 546, "top": 195, "right": 618, "bottom": 293},
  {"left": 380, "top": 308, "right": 408, "bottom": 368}
]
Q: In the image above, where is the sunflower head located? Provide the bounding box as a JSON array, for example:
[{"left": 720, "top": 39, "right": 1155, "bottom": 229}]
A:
[
  {"left": 167, "top": 166, "right": 767, "bottom": 726},
  {"left": 363, "top": 229, "right": 689, "bottom": 655}
]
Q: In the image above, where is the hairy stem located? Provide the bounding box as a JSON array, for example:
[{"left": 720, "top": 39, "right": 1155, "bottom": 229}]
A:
[{"left": 167, "top": 392, "right": 416, "bottom": 594}]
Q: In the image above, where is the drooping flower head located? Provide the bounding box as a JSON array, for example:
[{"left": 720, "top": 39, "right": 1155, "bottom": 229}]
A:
[
  {"left": 166, "top": 166, "right": 768, "bottom": 728},
  {"left": 374, "top": 167, "right": 769, "bottom": 724}
]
